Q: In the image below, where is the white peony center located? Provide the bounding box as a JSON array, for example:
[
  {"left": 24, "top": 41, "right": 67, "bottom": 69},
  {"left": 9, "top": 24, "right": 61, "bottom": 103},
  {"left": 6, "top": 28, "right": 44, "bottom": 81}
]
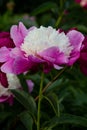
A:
[
  {"left": 21, "top": 26, "right": 73, "bottom": 57},
  {"left": 0, "top": 74, "right": 20, "bottom": 97}
]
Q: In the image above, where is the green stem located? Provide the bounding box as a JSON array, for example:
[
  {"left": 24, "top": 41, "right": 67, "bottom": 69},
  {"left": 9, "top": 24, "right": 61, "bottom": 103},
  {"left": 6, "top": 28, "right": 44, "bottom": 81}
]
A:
[
  {"left": 37, "top": 72, "right": 44, "bottom": 130},
  {"left": 60, "top": 0, "right": 64, "bottom": 9},
  {"left": 35, "top": 66, "right": 67, "bottom": 101},
  {"left": 55, "top": 0, "right": 65, "bottom": 28},
  {"left": 42, "top": 66, "right": 67, "bottom": 94},
  {"left": 55, "top": 11, "right": 64, "bottom": 28},
  {"left": 57, "top": 101, "right": 60, "bottom": 117}
]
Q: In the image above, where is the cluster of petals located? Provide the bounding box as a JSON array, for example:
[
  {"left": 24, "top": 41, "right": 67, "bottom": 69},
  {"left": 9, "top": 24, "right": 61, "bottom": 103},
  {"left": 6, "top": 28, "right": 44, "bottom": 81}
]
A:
[
  {"left": 0, "top": 32, "right": 19, "bottom": 104},
  {"left": 75, "top": 0, "right": 87, "bottom": 8},
  {"left": 0, "top": 22, "right": 84, "bottom": 74},
  {"left": 0, "top": 31, "right": 34, "bottom": 104}
]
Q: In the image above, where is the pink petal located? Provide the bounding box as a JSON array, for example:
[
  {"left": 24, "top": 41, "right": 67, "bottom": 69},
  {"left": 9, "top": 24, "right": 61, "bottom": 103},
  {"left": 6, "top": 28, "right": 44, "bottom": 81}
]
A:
[
  {"left": 43, "top": 62, "right": 53, "bottom": 73},
  {"left": 0, "top": 32, "right": 15, "bottom": 48},
  {"left": 38, "top": 47, "right": 68, "bottom": 65},
  {"left": 19, "top": 22, "right": 28, "bottom": 37},
  {"left": 10, "top": 47, "right": 24, "bottom": 58},
  {"left": 80, "top": 52, "right": 87, "bottom": 61},
  {"left": 53, "top": 64, "right": 63, "bottom": 70},
  {"left": 28, "top": 55, "right": 44, "bottom": 63},
  {"left": 1, "top": 59, "right": 14, "bottom": 73},
  {"left": 0, "top": 96, "right": 9, "bottom": 102},
  {"left": 0, "top": 47, "right": 10, "bottom": 62},
  {"left": 10, "top": 22, "right": 28, "bottom": 47},
  {"left": 68, "top": 52, "right": 80, "bottom": 65},
  {"left": 67, "top": 30, "right": 84, "bottom": 65},
  {"left": 0, "top": 72, "right": 8, "bottom": 88},
  {"left": 12, "top": 57, "right": 31, "bottom": 74},
  {"left": 26, "top": 80, "right": 34, "bottom": 93},
  {"left": 67, "top": 30, "right": 84, "bottom": 51}
]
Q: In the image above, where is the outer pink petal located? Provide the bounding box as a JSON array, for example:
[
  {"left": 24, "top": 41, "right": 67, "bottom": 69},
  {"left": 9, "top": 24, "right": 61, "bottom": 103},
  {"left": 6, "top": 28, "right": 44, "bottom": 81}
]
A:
[
  {"left": 43, "top": 62, "right": 53, "bottom": 73},
  {"left": 80, "top": 52, "right": 87, "bottom": 61},
  {"left": 0, "top": 47, "right": 10, "bottom": 62},
  {"left": 67, "top": 30, "right": 84, "bottom": 65},
  {"left": 0, "top": 96, "right": 9, "bottom": 102},
  {"left": 28, "top": 55, "right": 53, "bottom": 73},
  {"left": 38, "top": 47, "right": 68, "bottom": 65},
  {"left": 28, "top": 55, "right": 45, "bottom": 63},
  {"left": 10, "top": 22, "right": 28, "bottom": 47},
  {"left": 1, "top": 59, "right": 14, "bottom": 73},
  {"left": 0, "top": 32, "right": 15, "bottom": 48},
  {"left": 14, "top": 55, "right": 44, "bottom": 74},
  {"left": 68, "top": 52, "right": 80, "bottom": 65},
  {"left": 0, "top": 72, "right": 8, "bottom": 88},
  {"left": 0, "top": 95, "right": 14, "bottom": 105},
  {"left": 67, "top": 30, "right": 84, "bottom": 51},
  {"left": 12, "top": 57, "right": 31, "bottom": 74},
  {"left": 19, "top": 22, "right": 28, "bottom": 37},
  {"left": 10, "top": 47, "right": 24, "bottom": 58}
]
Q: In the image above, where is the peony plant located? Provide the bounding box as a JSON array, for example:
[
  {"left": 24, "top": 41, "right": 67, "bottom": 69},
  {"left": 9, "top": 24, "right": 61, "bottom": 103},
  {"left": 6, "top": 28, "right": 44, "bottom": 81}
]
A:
[{"left": 0, "top": 22, "right": 86, "bottom": 130}]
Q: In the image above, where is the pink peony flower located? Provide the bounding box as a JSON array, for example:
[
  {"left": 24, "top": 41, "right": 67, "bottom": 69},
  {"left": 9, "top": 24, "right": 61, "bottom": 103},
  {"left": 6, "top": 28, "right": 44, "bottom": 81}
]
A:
[
  {"left": 79, "top": 36, "right": 87, "bottom": 75},
  {"left": 75, "top": 0, "right": 87, "bottom": 8},
  {"left": 0, "top": 22, "right": 84, "bottom": 74},
  {"left": 0, "top": 72, "right": 21, "bottom": 104}
]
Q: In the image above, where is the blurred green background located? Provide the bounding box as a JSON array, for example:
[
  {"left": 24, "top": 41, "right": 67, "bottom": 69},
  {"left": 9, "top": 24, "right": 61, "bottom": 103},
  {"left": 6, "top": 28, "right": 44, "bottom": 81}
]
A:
[{"left": 0, "top": 0, "right": 87, "bottom": 33}]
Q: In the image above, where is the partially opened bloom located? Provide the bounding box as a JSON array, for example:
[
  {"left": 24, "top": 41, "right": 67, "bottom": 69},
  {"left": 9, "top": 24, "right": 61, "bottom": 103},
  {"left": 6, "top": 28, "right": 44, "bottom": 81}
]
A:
[
  {"left": 0, "top": 72, "right": 21, "bottom": 104},
  {"left": 75, "top": 0, "right": 87, "bottom": 8},
  {"left": 0, "top": 22, "right": 84, "bottom": 74},
  {"left": 79, "top": 36, "right": 87, "bottom": 75}
]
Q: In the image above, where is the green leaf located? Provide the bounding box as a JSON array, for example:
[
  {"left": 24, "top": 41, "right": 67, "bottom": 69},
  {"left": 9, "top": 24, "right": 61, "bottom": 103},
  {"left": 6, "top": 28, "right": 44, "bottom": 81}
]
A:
[
  {"left": 46, "top": 79, "right": 63, "bottom": 92},
  {"left": 77, "top": 25, "right": 87, "bottom": 33},
  {"left": 43, "top": 93, "right": 60, "bottom": 116},
  {"left": 11, "top": 89, "right": 37, "bottom": 118},
  {"left": 0, "top": 112, "right": 11, "bottom": 122},
  {"left": 19, "top": 111, "right": 33, "bottom": 130},
  {"left": 45, "top": 114, "right": 87, "bottom": 128},
  {"left": 30, "top": 2, "right": 58, "bottom": 16}
]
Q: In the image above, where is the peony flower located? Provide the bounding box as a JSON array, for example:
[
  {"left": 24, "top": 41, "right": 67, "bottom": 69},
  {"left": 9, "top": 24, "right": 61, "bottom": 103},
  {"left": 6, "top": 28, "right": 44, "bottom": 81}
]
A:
[
  {"left": 79, "top": 36, "right": 87, "bottom": 75},
  {"left": 0, "top": 72, "right": 21, "bottom": 104},
  {"left": 0, "top": 22, "right": 84, "bottom": 74},
  {"left": 0, "top": 68, "right": 34, "bottom": 104},
  {"left": 75, "top": 0, "right": 87, "bottom": 8}
]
